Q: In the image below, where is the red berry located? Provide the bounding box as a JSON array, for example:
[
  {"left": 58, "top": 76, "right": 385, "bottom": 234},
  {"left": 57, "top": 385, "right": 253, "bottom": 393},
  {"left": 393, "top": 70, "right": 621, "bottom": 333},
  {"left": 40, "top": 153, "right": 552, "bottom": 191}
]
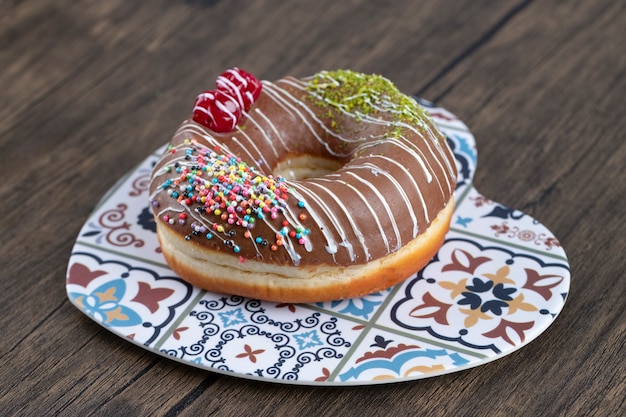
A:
[
  {"left": 216, "top": 68, "right": 262, "bottom": 111},
  {"left": 192, "top": 90, "right": 242, "bottom": 132}
]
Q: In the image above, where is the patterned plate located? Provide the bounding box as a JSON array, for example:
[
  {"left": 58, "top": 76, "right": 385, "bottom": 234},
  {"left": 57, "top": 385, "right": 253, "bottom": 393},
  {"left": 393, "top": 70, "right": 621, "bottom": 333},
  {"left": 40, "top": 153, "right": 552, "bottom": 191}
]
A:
[{"left": 66, "top": 100, "right": 570, "bottom": 385}]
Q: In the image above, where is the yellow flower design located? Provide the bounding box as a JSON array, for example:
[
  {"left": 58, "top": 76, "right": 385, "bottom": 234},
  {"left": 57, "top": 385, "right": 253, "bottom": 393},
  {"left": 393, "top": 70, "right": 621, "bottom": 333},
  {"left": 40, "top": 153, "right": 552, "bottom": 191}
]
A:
[
  {"left": 459, "top": 307, "right": 493, "bottom": 328},
  {"left": 482, "top": 265, "right": 516, "bottom": 285},
  {"left": 439, "top": 278, "right": 468, "bottom": 298},
  {"left": 507, "top": 293, "right": 538, "bottom": 315}
]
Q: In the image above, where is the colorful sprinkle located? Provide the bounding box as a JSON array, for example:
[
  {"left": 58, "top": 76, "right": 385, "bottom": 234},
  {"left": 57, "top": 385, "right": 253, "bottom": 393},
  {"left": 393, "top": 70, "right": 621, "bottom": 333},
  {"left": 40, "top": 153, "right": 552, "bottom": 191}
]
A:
[{"left": 157, "top": 141, "right": 316, "bottom": 259}]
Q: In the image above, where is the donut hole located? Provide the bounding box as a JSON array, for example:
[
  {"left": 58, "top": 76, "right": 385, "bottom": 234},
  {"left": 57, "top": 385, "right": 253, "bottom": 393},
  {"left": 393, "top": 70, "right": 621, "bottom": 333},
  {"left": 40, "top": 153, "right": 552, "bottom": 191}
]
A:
[{"left": 273, "top": 153, "right": 345, "bottom": 180}]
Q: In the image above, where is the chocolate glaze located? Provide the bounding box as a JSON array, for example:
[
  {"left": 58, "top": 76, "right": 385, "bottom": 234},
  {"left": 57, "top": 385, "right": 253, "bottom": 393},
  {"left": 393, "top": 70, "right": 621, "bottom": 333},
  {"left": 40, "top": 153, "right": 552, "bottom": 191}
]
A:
[{"left": 149, "top": 71, "right": 457, "bottom": 267}]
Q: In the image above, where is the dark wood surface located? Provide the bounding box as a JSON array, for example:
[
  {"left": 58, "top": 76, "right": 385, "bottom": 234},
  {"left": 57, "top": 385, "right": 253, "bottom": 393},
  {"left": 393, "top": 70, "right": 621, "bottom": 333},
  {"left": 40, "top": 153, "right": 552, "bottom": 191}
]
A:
[{"left": 1, "top": 0, "right": 624, "bottom": 415}]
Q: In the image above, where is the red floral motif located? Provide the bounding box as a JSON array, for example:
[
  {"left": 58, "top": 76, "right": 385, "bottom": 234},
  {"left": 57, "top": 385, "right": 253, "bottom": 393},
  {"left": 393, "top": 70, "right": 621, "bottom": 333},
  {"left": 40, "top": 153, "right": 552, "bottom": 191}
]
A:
[
  {"left": 442, "top": 248, "right": 491, "bottom": 274},
  {"left": 236, "top": 344, "right": 265, "bottom": 363},
  {"left": 275, "top": 303, "right": 297, "bottom": 313},
  {"left": 491, "top": 222, "right": 511, "bottom": 237},
  {"left": 543, "top": 237, "right": 561, "bottom": 250},
  {"left": 67, "top": 263, "right": 108, "bottom": 287},
  {"left": 131, "top": 282, "right": 175, "bottom": 313},
  {"left": 490, "top": 222, "right": 562, "bottom": 250},
  {"left": 173, "top": 327, "right": 189, "bottom": 340},
  {"left": 315, "top": 368, "right": 331, "bottom": 382},
  {"left": 356, "top": 343, "right": 420, "bottom": 364},
  {"left": 523, "top": 269, "right": 564, "bottom": 301},
  {"left": 409, "top": 292, "right": 452, "bottom": 325},
  {"left": 482, "top": 319, "right": 535, "bottom": 346},
  {"left": 470, "top": 195, "right": 492, "bottom": 207}
]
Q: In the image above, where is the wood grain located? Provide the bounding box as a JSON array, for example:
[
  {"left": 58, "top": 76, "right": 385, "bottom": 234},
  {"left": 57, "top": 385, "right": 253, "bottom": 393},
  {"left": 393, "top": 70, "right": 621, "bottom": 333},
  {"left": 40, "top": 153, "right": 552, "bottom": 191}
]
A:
[{"left": 1, "top": 0, "right": 624, "bottom": 415}]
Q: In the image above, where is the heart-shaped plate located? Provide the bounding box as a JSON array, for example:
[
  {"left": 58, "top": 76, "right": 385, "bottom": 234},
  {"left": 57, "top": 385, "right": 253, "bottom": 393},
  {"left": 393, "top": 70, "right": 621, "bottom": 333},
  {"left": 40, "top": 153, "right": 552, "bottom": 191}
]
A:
[{"left": 66, "top": 100, "right": 570, "bottom": 385}]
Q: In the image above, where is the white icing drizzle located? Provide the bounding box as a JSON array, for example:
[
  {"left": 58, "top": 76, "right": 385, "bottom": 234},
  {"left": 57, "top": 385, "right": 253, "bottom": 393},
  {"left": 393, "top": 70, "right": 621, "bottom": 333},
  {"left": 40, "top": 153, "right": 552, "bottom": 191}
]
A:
[
  {"left": 175, "top": 121, "right": 238, "bottom": 156},
  {"left": 262, "top": 82, "right": 358, "bottom": 155},
  {"left": 361, "top": 154, "right": 428, "bottom": 226},
  {"left": 232, "top": 128, "right": 270, "bottom": 168},
  {"left": 306, "top": 181, "right": 371, "bottom": 261},
  {"left": 239, "top": 112, "right": 281, "bottom": 160},
  {"left": 395, "top": 118, "right": 456, "bottom": 193},
  {"left": 342, "top": 170, "right": 405, "bottom": 245},
  {"left": 254, "top": 108, "right": 290, "bottom": 151},
  {"left": 193, "top": 91, "right": 240, "bottom": 130},
  {"left": 216, "top": 69, "right": 248, "bottom": 109},
  {"left": 316, "top": 177, "right": 391, "bottom": 253},
  {"left": 288, "top": 182, "right": 348, "bottom": 259},
  {"left": 354, "top": 135, "right": 433, "bottom": 183}
]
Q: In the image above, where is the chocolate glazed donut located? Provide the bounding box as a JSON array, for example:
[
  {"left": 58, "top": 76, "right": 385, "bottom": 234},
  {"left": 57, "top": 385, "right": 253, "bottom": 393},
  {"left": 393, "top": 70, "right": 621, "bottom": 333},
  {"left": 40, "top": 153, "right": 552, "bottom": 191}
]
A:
[{"left": 149, "top": 69, "right": 457, "bottom": 302}]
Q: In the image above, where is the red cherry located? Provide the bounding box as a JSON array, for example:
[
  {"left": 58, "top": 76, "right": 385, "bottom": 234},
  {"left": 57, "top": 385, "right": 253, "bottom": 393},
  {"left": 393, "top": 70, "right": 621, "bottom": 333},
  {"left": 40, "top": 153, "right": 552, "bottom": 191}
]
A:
[
  {"left": 192, "top": 90, "right": 242, "bottom": 133},
  {"left": 216, "top": 68, "right": 262, "bottom": 111}
]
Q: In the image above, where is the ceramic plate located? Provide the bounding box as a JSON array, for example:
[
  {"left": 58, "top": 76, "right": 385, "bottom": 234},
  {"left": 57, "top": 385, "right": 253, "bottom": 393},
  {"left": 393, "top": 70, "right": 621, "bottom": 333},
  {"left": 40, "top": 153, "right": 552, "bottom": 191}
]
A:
[{"left": 66, "top": 100, "right": 570, "bottom": 385}]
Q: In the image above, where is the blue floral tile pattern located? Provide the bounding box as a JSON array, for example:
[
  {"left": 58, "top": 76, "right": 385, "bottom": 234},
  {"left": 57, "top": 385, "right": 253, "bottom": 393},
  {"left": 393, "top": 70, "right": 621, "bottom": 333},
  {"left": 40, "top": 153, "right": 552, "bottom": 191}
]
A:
[
  {"left": 66, "top": 101, "right": 570, "bottom": 385},
  {"left": 156, "top": 296, "right": 358, "bottom": 381}
]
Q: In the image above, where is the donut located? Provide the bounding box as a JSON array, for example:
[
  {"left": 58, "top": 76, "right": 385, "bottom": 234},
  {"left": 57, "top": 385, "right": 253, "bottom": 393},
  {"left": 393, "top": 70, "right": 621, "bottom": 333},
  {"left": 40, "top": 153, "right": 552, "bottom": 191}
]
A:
[{"left": 149, "top": 69, "right": 457, "bottom": 303}]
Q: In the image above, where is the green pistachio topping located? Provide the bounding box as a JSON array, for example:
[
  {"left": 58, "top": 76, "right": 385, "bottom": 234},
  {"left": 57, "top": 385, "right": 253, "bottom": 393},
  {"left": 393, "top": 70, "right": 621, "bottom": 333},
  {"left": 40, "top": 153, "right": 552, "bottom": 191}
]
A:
[{"left": 305, "top": 69, "right": 429, "bottom": 134}]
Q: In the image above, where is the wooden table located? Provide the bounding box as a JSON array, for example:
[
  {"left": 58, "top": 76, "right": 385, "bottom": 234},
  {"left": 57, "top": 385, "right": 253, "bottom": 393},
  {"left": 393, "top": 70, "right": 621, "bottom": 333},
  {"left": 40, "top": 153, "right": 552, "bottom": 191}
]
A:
[{"left": 1, "top": 0, "right": 624, "bottom": 415}]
